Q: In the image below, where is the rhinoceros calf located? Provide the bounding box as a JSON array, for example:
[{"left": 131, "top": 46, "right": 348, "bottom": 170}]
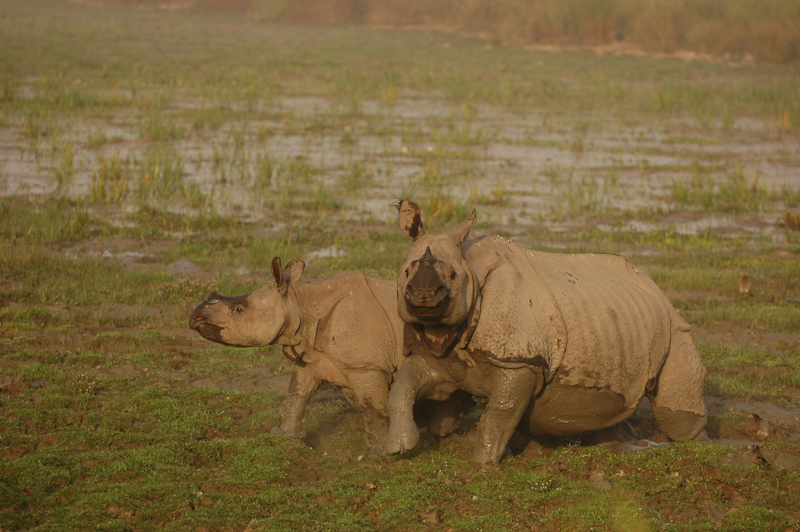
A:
[
  {"left": 189, "top": 257, "right": 470, "bottom": 452},
  {"left": 388, "top": 200, "right": 708, "bottom": 464}
]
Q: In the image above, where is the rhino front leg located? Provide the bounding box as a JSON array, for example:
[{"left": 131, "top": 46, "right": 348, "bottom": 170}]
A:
[
  {"left": 387, "top": 355, "right": 443, "bottom": 455},
  {"left": 473, "top": 366, "right": 540, "bottom": 465},
  {"left": 272, "top": 364, "right": 320, "bottom": 439}
]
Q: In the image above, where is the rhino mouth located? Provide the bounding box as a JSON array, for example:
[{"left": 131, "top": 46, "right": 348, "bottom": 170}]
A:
[
  {"left": 189, "top": 316, "right": 225, "bottom": 343},
  {"left": 404, "top": 286, "right": 450, "bottom": 321}
]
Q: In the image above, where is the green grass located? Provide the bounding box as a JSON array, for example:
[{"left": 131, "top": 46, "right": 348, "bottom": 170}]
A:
[
  {"left": 700, "top": 342, "right": 800, "bottom": 406},
  {"left": 0, "top": 197, "right": 92, "bottom": 243}
]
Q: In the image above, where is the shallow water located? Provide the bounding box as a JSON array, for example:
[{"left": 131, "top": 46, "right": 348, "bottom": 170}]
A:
[{"left": 2, "top": 88, "right": 799, "bottom": 244}]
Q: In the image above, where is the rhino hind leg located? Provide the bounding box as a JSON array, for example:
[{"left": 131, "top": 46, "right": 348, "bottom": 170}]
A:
[{"left": 648, "top": 330, "right": 708, "bottom": 441}]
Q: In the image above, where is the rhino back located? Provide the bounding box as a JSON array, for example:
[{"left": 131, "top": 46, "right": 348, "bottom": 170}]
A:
[
  {"left": 306, "top": 273, "right": 402, "bottom": 373},
  {"left": 466, "top": 238, "right": 672, "bottom": 405}
]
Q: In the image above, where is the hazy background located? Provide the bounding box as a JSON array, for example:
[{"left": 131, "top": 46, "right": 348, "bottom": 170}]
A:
[{"left": 69, "top": 0, "right": 800, "bottom": 64}]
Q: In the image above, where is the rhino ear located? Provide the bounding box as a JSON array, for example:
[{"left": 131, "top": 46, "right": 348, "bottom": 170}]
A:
[
  {"left": 272, "top": 257, "right": 304, "bottom": 295},
  {"left": 282, "top": 260, "right": 305, "bottom": 285},
  {"left": 393, "top": 198, "right": 425, "bottom": 241},
  {"left": 448, "top": 209, "right": 476, "bottom": 245},
  {"left": 271, "top": 256, "right": 283, "bottom": 285}
]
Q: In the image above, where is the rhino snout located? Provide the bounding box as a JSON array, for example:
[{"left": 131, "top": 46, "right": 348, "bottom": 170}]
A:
[
  {"left": 404, "top": 284, "right": 449, "bottom": 308},
  {"left": 403, "top": 284, "right": 450, "bottom": 322},
  {"left": 403, "top": 247, "right": 453, "bottom": 319},
  {"left": 189, "top": 313, "right": 205, "bottom": 330},
  {"left": 188, "top": 307, "right": 225, "bottom": 343},
  {"left": 189, "top": 292, "right": 223, "bottom": 330}
]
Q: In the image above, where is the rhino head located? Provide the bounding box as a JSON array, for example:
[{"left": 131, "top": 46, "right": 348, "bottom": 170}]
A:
[
  {"left": 394, "top": 199, "right": 477, "bottom": 328},
  {"left": 189, "top": 257, "right": 304, "bottom": 346}
]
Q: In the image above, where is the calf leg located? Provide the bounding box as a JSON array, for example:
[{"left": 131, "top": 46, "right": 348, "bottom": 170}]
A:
[
  {"left": 345, "top": 369, "right": 392, "bottom": 454},
  {"left": 272, "top": 363, "right": 320, "bottom": 439},
  {"left": 648, "top": 330, "right": 708, "bottom": 441},
  {"left": 474, "top": 366, "right": 540, "bottom": 465}
]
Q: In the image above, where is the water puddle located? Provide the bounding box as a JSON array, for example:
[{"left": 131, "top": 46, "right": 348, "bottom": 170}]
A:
[{"left": 2, "top": 92, "right": 798, "bottom": 242}]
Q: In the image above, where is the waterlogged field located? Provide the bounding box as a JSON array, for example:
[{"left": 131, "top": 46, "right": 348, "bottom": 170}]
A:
[{"left": 2, "top": 1, "right": 800, "bottom": 531}]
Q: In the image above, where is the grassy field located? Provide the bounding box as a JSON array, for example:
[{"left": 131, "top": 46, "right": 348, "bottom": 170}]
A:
[{"left": 2, "top": 1, "right": 800, "bottom": 531}]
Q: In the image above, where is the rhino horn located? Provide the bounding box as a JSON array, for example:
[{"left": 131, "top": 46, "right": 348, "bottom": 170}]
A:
[
  {"left": 405, "top": 247, "right": 449, "bottom": 315},
  {"left": 419, "top": 246, "right": 436, "bottom": 266}
]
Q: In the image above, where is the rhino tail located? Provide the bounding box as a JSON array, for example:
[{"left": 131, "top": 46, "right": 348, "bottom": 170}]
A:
[{"left": 668, "top": 304, "right": 693, "bottom": 333}]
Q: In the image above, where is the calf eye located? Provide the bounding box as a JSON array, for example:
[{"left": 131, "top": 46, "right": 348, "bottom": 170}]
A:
[{"left": 405, "top": 268, "right": 409, "bottom": 278}]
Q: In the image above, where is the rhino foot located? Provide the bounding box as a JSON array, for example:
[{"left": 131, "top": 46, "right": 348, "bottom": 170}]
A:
[
  {"left": 387, "top": 425, "right": 420, "bottom": 455},
  {"left": 271, "top": 425, "right": 306, "bottom": 439}
]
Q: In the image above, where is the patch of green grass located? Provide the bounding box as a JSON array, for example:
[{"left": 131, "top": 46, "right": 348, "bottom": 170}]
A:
[
  {"left": 53, "top": 141, "right": 74, "bottom": 190},
  {"left": 90, "top": 150, "right": 129, "bottom": 203},
  {"left": 412, "top": 190, "right": 474, "bottom": 228},
  {"left": 0, "top": 244, "right": 220, "bottom": 307},
  {"left": 667, "top": 163, "right": 786, "bottom": 214},
  {"left": 700, "top": 341, "right": 800, "bottom": 405},
  {"left": 136, "top": 145, "right": 186, "bottom": 202},
  {"left": 139, "top": 114, "right": 182, "bottom": 142},
  {"left": 307, "top": 231, "right": 411, "bottom": 280},
  {"left": 0, "top": 305, "right": 54, "bottom": 326},
  {"left": 0, "top": 197, "right": 93, "bottom": 243},
  {"left": 681, "top": 299, "right": 800, "bottom": 334}
]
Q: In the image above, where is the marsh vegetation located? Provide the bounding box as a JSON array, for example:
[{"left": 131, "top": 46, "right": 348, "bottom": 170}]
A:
[{"left": 1, "top": 1, "right": 800, "bottom": 530}]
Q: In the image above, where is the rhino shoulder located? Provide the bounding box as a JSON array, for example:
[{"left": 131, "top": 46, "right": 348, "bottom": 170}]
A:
[
  {"left": 467, "top": 255, "right": 568, "bottom": 380},
  {"left": 308, "top": 272, "right": 399, "bottom": 372}
]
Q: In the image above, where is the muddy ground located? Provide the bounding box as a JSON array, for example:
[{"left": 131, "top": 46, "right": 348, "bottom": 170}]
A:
[{"left": 3, "top": 233, "right": 800, "bottom": 531}]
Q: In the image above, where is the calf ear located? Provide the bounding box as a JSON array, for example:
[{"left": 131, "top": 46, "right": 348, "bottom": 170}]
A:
[
  {"left": 448, "top": 209, "right": 476, "bottom": 245},
  {"left": 271, "top": 256, "right": 283, "bottom": 284},
  {"left": 282, "top": 260, "right": 305, "bottom": 285},
  {"left": 393, "top": 199, "right": 425, "bottom": 241},
  {"left": 272, "top": 257, "right": 304, "bottom": 295}
]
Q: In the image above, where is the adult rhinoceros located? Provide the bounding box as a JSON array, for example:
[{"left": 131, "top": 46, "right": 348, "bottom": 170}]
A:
[
  {"left": 388, "top": 200, "right": 707, "bottom": 464},
  {"left": 190, "top": 257, "right": 471, "bottom": 452}
]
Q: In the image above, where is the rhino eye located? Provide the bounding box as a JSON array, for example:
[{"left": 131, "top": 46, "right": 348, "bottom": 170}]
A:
[
  {"left": 449, "top": 270, "right": 457, "bottom": 280},
  {"left": 235, "top": 306, "right": 244, "bottom": 313},
  {"left": 405, "top": 268, "right": 409, "bottom": 278}
]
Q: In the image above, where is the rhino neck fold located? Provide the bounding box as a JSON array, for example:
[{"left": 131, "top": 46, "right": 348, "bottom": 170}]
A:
[
  {"left": 403, "top": 290, "right": 482, "bottom": 363},
  {"left": 277, "top": 280, "right": 352, "bottom": 353},
  {"left": 272, "top": 284, "right": 311, "bottom": 349}
]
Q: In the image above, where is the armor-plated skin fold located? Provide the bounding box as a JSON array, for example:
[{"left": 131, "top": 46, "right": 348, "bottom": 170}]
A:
[
  {"left": 190, "top": 256, "right": 472, "bottom": 452},
  {"left": 389, "top": 200, "right": 708, "bottom": 464}
]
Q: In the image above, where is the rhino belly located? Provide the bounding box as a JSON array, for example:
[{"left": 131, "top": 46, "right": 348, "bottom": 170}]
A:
[{"left": 521, "top": 377, "right": 640, "bottom": 437}]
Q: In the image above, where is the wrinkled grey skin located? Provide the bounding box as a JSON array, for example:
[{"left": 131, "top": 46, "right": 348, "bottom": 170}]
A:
[
  {"left": 190, "top": 257, "right": 470, "bottom": 452},
  {"left": 389, "top": 200, "right": 708, "bottom": 464}
]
